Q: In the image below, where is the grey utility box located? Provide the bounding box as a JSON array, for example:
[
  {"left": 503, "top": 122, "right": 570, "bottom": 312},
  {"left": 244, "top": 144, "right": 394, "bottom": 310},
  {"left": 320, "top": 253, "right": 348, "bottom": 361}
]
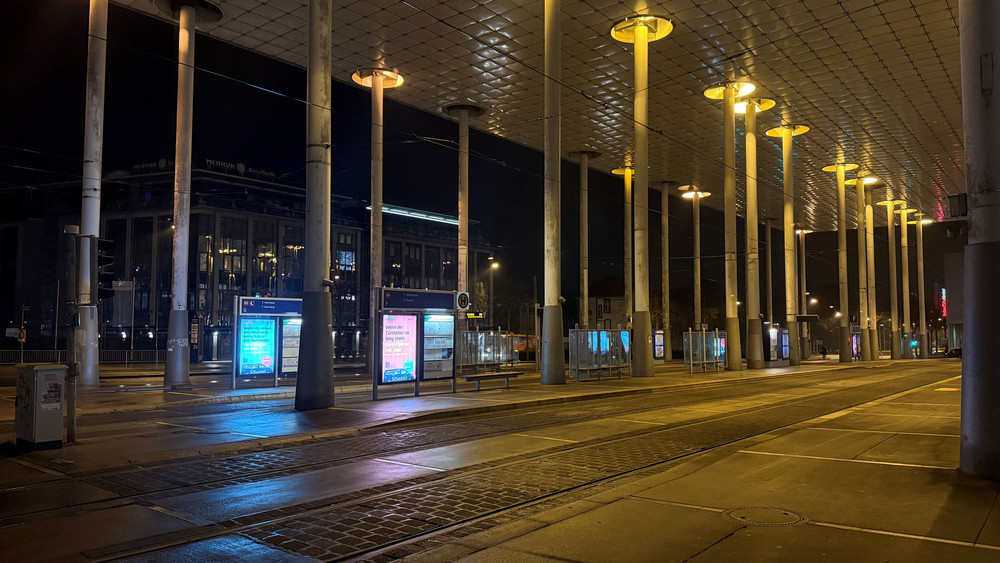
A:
[{"left": 15, "top": 363, "right": 66, "bottom": 450}]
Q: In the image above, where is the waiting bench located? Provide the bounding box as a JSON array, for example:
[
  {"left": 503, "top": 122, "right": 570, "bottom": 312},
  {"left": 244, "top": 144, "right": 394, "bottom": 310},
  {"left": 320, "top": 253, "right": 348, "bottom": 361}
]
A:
[{"left": 461, "top": 371, "right": 523, "bottom": 391}]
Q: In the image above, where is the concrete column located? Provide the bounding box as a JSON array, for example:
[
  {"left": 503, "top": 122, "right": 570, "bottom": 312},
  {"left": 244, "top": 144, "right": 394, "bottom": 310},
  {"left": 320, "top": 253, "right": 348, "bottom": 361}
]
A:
[
  {"left": 613, "top": 165, "right": 634, "bottom": 322},
  {"left": 570, "top": 150, "right": 600, "bottom": 329},
  {"left": 767, "top": 125, "right": 809, "bottom": 366},
  {"left": 722, "top": 86, "right": 742, "bottom": 370},
  {"left": 854, "top": 175, "right": 871, "bottom": 361},
  {"left": 353, "top": 68, "right": 402, "bottom": 398},
  {"left": 866, "top": 190, "right": 878, "bottom": 358},
  {"left": 899, "top": 207, "right": 912, "bottom": 350},
  {"left": 693, "top": 193, "right": 703, "bottom": 327},
  {"left": 624, "top": 168, "right": 633, "bottom": 324},
  {"left": 613, "top": 16, "right": 671, "bottom": 377},
  {"left": 959, "top": 0, "right": 1000, "bottom": 479},
  {"left": 915, "top": 215, "right": 929, "bottom": 358},
  {"left": 679, "top": 186, "right": 709, "bottom": 328},
  {"left": 165, "top": 3, "right": 197, "bottom": 388},
  {"left": 880, "top": 199, "right": 902, "bottom": 359},
  {"left": 660, "top": 182, "right": 671, "bottom": 360},
  {"left": 444, "top": 104, "right": 486, "bottom": 296},
  {"left": 765, "top": 218, "right": 774, "bottom": 329},
  {"left": 798, "top": 230, "right": 809, "bottom": 359},
  {"left": 824, "top": 163, "right": 856, "bottom": 362},
  {"left": 540, "top": 0, "right": 564, "bottom": 385},
  {"left": 296, "top": 0, "right": 334, "bottom": 410},
  {"left": 742, "top": 99, "right": 771, "bottom": 370},
  {"left": 76, "top": 0, "right": 109, "bottom": 386}
]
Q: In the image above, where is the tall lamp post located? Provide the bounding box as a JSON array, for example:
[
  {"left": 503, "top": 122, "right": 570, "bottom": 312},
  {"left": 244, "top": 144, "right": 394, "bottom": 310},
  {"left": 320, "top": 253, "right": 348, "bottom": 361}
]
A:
[
  {"left": 796, "top": 228, "right": 813, "bottom": 358},
  {"left": 911, "top": 213, "right": 932, "bottom": 358},
  {"left": 570, "top": 150, "right": 601, "bottom": 329},
  {"left": 877, "top": 197, "right": 904, "bottom": 359},
  {"left": 352, "top": 67, "right": 403, "bottom": 399},
  {"left": 489, "top": 259, "right": 499, "bottom": 329},
  {"left": 846, "top": 174, "right": 878, "bottom": 361},
  {"left": 765, "top": 124, "right": 810, "bottom": 366},
  {"left": 612, "top": 166, "right": 634, "bottom": 327},
  {"left": 736, "top": 97, "right": 775, "bottom": 369},
  {"left": 705, "top": 81, "right": 755, "bottom": 371},
  {"left": 540, "top": 0, "right": 563, "bottom": 385},
  {"left": 160, "top": 0, "right": 223, "bottom": 388},
  {"left": 612, "top": 15, "right": 673, "bottom": 377},
  {"left": 896, "top": 205, "right": 916, "bottom": 355},
  {"left": 678, "top": 185, "right": 710, "bottom": 329},
  {"left": 822, "top": 162, "right": 858, "bottom": 362},
  {"left": 659, "top": 181, "right": 672, "bottom": 361}
]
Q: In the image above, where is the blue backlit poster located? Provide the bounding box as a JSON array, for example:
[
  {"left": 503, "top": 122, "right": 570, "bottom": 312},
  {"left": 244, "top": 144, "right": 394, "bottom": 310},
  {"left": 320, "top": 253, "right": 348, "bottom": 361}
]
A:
[
  {"left": 239, "top": 317, "right": 276, "bottom": 376},
  {"left": 381, "top": 313, "right": 418, "bottom": 384}
]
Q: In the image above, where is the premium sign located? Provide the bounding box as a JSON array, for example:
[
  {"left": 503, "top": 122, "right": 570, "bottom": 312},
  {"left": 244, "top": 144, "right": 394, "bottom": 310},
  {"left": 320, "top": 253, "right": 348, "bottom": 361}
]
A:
[
  {"left": 381, "top": 314, "right": 418, "bottom": 383},
  {"left": 238, "top": 317, "right": 276, "bottom": 376}
]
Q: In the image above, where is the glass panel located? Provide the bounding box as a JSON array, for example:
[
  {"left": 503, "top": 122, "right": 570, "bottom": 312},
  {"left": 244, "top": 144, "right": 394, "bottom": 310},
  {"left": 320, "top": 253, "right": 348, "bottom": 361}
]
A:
[
  {"left": 442, "top": 248, "right": 456, "bottom": 290},
  {"left": 217, "top": 216, "right": 246, "bottom": 326},
  {"left": 424, "top": 246, "right": 441, "bottom": 290},
  {"left": 251, "top": 221, "right": 277, "bottom": 297},
  {"left": 403, "top": 243, "right": 421, "bottom": 288},
  {"left": 156, "top": 216, "right": 173, "bottom": 329},
  {"left": 281, "top": 224, "right": 304, "bottom": 297},
  {"left": 131, "top": 216, "right": 153, "bottom": 329}
]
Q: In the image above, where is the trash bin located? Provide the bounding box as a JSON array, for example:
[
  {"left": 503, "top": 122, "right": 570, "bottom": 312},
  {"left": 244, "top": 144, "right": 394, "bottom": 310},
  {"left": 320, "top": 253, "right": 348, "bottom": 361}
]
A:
[{"left": 15, "top": 363, "right": 66, "bottom": 451}]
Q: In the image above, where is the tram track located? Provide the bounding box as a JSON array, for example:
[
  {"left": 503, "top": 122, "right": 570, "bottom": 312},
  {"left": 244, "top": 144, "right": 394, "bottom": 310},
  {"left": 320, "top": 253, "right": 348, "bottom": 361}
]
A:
[
  {"left": 70, "top": 364, "right": 954, "bottom": 561},
  {"left": 2, "top": 364, "right": 894, "bottom": 519}
]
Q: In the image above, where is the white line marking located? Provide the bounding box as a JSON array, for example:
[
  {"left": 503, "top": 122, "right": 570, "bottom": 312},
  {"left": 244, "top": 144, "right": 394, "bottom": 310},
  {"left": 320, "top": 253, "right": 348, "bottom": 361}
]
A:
[
  {"left": 511, "top": 433, "right": 578, "bottom": 443},
  {"left": 8, "top": 457, "right": 67, "bottom": 477},
  {"left": 155, "top": 421, "right": 207, "bottom": 431},
  {"left": 810, "top": 427, "right": 960, "bottom": 438},
  {"left": 738, "top": 449, "right": 954, "bottom": 470},
  {"left": 373, "top": 458, "right": 447, "bottom": 472},
  {"left": 811, "top": 521, "right": 1000, "bottom": 551}
]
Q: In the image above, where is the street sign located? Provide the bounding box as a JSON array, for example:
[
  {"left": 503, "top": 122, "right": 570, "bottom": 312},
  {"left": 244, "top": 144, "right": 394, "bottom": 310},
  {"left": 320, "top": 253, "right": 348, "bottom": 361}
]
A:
[
  {"left": 239, "top": 297, "right": 302, "bottom": 316},
  {"left": 466, "top": 312, "right": 484, "bottom": 319},
  {"left": 456, "top": 292, "right": 470, "bottom": 310},
  {"left": 5, "top": 328, "right": 19, "bottom": 338}
]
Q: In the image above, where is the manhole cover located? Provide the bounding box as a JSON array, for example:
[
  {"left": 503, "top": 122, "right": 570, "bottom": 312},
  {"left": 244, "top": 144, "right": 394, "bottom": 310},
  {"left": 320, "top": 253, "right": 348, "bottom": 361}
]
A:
[{"left": 723, "top": 507, "right": 808, "bottom": 527}]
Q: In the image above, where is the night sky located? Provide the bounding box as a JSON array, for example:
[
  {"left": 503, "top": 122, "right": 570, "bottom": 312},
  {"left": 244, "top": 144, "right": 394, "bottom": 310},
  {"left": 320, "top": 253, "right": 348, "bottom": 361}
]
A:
[{"left": 1, "top": 1, "right": 960, "bottom": 346}]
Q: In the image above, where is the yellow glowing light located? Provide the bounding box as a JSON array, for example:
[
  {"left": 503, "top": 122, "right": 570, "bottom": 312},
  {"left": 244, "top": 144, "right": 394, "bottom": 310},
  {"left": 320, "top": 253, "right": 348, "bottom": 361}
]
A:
[
  {"left": 765, "top": 124, "right": 809, "bottom": 137},
  {"left": 795, "top": 229, "right": 813, "bottom": 234},
  {"left": 703, "top": 82, "right": 756, "bottom": 100},
  {"left": 678, "top": 184, "right": 710, "bottom": 199},
  {"left": 611, "top": 167, "right": 634, "bottom": 175},
  {"left": 876, "top": 199, "right": 906, "bottom": 207},
  {"left": 920, "top": 218, "right": 934, "bottom": 224},
  {"left": 895, "top": 207, "right": 918, "bottom": 215},
  {"left": 491, "top": 262, "right": 500, "bottom": 269},
  {"left": 821, "top": 163, "right": 859, "bottom": 172},
  {"left": 735, "top": 98, "right": 776, "bottom": 114},
  {"left": 610, "top": 15, "right": 673, "bottom": 43},
  {"left": 352, "top": 68, "right": 404, "bottom": 89},
  {"left": 845, "top": 176, "right": 878, "bottom": 186}
]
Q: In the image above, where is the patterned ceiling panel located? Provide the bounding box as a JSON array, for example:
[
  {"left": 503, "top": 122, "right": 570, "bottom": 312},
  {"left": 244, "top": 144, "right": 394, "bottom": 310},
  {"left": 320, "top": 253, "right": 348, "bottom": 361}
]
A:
[{"left": 114, "top": 0, "right": 963, "bottom": 230}]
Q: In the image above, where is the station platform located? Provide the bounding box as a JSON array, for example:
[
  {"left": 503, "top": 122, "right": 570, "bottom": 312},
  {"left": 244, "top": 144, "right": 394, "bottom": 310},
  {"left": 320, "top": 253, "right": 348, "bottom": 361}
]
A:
[{"left": 1, "top": 357, "right": 992, "bottom": 562}]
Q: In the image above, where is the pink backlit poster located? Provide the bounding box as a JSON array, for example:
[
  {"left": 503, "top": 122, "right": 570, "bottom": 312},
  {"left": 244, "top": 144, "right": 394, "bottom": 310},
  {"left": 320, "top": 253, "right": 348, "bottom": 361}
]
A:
[{"left": 381, "top": 313, "right": 418, "bottom": 384}]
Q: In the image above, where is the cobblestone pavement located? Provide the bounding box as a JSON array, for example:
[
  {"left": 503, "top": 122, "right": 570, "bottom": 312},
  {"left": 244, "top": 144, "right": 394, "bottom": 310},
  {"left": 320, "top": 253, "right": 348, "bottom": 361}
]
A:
[
  {"left": 79, "top": 367, "right": 873, "bottom": 500},
  {"left": 81, "top": 364, "right": 950, "bottom": 561}
]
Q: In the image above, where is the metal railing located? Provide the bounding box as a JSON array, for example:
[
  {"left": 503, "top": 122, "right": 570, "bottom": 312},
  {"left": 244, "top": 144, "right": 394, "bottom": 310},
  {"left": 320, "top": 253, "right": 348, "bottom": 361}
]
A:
[
  {"left": 0, "top": 350, "right": 166, "bottom": 365},
  {"left": 568, "top": 325, "right": 631, "bottom": 381}
]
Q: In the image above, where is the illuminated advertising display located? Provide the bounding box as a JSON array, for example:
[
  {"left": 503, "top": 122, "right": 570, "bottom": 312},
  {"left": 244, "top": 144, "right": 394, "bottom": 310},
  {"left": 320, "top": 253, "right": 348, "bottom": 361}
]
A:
[
  {"left": 422, "top": 314, "right": 455, "bottom": 380},
  {"left": 238, "top": 317, "right": 276, "bottom": 376},
  {"left": 280, "top": 318, "right": 301, "bottom": 374},
  {"left": 381, "top": 313, "right": 418, "bottom": 384}
]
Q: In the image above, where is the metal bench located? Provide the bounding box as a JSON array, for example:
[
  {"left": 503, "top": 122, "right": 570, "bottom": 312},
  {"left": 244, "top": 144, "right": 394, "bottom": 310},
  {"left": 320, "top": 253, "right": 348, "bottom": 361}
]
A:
[{"left": 461, "top": 371, "right": 522, "bottom": 391}]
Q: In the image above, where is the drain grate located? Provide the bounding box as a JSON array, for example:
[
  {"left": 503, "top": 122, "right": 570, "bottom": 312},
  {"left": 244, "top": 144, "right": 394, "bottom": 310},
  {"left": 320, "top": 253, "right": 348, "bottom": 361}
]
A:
[{"left": 724, "top": 507, "right": 809, "bottom": 527}]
